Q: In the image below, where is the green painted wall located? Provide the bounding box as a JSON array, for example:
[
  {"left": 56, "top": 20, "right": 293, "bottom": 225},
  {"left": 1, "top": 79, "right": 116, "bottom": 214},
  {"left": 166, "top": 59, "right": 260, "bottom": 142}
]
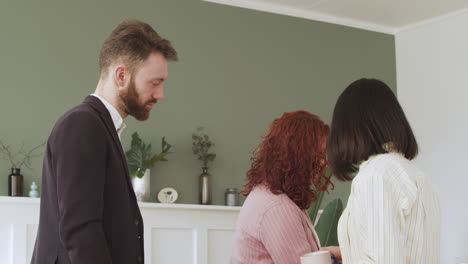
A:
[{"left": 0, "top": 0, "right": 396, "bottom": 206}]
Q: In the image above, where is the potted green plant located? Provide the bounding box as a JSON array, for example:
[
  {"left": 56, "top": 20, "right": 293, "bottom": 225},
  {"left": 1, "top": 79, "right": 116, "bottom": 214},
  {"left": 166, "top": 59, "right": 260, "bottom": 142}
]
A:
[
  {"left": 125, "top": 132, "right": 172, "bottom": 201},
  {"left": 313, "top": 198, "right": 343, "bottom": 247},
  {"left": 307, "top": 169, "right": 344, "bottom": 247},
  {"left": 192, "top": 127, "right": 216, "bottom": 204},
  {"left": 0, "top": 140, "right": 45, "bottom": 197}
]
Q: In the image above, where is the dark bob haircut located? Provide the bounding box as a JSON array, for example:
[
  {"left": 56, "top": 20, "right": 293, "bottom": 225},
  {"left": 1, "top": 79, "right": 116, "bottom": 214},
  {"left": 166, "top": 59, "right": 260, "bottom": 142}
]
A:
[{"left": 327, "top": 78, "right": 418, "bottom": 181}]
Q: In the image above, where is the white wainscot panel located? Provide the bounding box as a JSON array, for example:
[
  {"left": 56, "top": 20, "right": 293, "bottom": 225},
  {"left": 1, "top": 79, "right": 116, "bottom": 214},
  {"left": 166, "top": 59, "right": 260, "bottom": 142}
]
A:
[
  {"left": 26, "top": 224, "right": 38, "bottom": 261},
  {"left": 0, "top": 224, "right": 11, "bottom": 263},
  {"left": 208, "top": 229, "right": 235, "bottom": 264},
  {"left": 152, "top": 228, "right": 195, "bottom": 264},
  {"left": 0, "top": 197, "right": 240, "bottom": 264}
]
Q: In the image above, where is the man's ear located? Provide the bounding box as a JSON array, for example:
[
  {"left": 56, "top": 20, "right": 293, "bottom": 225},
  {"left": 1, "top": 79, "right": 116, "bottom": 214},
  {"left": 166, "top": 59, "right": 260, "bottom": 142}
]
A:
[{"left": 113, "top": 65, "right": 129, "bottom": 88}]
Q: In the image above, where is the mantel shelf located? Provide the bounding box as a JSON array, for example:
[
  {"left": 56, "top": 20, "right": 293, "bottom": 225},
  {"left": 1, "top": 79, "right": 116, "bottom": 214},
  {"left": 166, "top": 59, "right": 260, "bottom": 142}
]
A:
[{"left": 0, "top": 196, "right": 241, "bottom": 211}]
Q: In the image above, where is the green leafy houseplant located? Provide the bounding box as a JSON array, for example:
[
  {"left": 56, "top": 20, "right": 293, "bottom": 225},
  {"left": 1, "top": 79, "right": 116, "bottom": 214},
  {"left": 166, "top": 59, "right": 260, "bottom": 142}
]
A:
[
  {"left": 192, "top": 127, "right": 216, "bottom": 168},
  {"left": 125, "top": 132, "right": 172, "bottom": 178},
  {"left": 308, "top": 168, "right": 333, "bottom": 224},
  {"left": 307, "top": 169, "right": 344, "bottom": 247},
  {"left": 314, "top": 198, "right": 343, "bottom": 246},
  {"left": 308, "top": 189, "right": 326, "bottom": 225}
]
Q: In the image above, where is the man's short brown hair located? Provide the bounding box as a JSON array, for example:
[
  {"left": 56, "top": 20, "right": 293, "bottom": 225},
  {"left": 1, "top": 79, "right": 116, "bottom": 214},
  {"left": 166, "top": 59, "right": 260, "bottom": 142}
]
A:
[{"left": 99, "top": 19, "right": 178, "bottom": 76}]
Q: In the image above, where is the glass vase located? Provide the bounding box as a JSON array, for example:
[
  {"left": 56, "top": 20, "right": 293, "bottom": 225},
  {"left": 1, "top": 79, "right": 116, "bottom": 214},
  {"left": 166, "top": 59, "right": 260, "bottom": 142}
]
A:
[
  {"left": 8, "top": 168, "right": 23, "bottom": 196},
  {"left": 199, "top": 167, "right": 212, "bottom": 205}
]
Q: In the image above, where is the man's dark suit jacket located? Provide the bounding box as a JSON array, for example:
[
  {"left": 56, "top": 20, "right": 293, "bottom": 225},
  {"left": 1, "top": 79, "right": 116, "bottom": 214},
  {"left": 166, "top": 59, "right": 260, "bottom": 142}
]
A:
[{"left": 31, "top": 96, "right": 144, "bottom": 264}]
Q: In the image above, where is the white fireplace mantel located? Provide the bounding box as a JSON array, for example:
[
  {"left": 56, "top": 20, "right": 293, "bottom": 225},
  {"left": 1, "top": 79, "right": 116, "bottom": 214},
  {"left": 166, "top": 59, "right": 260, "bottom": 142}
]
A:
[{"left": 0, "top": 196, "right": 241, "bottom": 264}]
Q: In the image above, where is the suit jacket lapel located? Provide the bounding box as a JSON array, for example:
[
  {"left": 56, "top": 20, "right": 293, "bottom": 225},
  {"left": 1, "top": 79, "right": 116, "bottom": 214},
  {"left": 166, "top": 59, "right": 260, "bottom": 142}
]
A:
[{"left": 82, "top": 96, "right": 135, "bottom": 193}]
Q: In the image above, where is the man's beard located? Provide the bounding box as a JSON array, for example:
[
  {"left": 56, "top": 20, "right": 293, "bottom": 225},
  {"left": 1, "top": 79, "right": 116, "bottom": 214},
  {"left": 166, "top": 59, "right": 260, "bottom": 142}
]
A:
[{"left": 119, "top": 79, "right": 157, "bottom": 121}]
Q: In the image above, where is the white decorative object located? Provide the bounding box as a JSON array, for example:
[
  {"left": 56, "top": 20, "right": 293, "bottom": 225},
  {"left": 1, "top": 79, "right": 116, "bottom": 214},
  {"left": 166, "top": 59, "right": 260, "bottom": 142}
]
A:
[
  {"left": 28, "top": 182, "right": 39, "bottom": 198},
  {"left": 301, "top": 251, "right": 331, "bottom": 264},
  {"left": 157, "top": 187, "right": 178, "bottom": 203},
  {"left": 0, "top": 196, "right": 240, "bottom": 264},
  {"left": 131, "top": 168, "right": 151, "bottom": 202}
]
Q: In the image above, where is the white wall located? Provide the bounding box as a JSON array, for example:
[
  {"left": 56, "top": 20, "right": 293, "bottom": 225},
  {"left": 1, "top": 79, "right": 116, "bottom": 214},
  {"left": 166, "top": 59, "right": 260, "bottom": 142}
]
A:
[{"left": 396, "top": 10, "right": 468, "bottom": 264}]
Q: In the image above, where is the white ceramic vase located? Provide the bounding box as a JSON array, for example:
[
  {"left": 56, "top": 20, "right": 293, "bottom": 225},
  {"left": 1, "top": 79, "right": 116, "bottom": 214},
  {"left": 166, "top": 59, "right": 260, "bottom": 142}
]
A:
[{"left": 131, "top": 168, "right": 151, "bottom": 202}]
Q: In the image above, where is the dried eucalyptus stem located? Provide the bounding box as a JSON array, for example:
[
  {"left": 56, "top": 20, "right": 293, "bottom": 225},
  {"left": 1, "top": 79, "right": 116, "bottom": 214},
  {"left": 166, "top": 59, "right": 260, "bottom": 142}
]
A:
[
  {"left": 192, "top": 127, "right": 216, "bottom": 168},
  {"left": 0, "top": 139, "right": 45, "bottom": 169},
  {"left": 18, "top": 142, "right": 46, "bottom": 169},
  {"left": 0, "top": 140, "right": 16, "bottom": 167}
]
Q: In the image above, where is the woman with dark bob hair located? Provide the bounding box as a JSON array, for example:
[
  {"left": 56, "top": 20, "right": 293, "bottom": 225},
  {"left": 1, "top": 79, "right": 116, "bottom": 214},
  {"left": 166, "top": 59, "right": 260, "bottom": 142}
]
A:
[
  {"left": 231, "top": 110, "right": 333, "bottom": 264},
  {"left": 324, "top": 79, "right": 441, "bottom": 264}
]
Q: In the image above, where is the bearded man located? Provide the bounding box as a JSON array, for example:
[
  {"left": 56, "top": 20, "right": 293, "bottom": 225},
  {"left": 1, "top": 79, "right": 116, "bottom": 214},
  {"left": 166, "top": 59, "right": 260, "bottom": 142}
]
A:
[{"left": 31, "top": 19, "right": 178, "bottom": 264}]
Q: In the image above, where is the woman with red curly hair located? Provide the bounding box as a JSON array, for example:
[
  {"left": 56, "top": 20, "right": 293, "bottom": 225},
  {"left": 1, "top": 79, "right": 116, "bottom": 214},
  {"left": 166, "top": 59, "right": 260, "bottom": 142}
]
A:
[{"left": 230, "top": 110, "right": 332, "bottom": 264}]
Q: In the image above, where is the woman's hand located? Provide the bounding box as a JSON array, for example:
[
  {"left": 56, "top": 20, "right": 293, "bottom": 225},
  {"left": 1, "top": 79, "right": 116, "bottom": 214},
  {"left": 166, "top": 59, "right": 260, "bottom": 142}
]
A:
[{"left": 321, "top": 246, "right": 342, "bottom": 263}]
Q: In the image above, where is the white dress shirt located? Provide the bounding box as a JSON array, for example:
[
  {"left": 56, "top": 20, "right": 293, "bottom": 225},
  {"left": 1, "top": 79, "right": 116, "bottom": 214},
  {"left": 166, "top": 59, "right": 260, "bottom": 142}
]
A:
[
  {"left": 338, "top": 153, "right": 441, "bottom": 264},
  {"left": 91, "top": 94, "right": 126, "bottom": 139}
]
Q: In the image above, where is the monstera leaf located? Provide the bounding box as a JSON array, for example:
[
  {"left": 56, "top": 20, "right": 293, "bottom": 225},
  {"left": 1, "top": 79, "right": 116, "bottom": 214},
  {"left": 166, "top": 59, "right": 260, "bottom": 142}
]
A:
[
  {"left": 307, "top": 190, "right": 325, "bottom": 225},
  {"left": 307, "top": 168, "right": 332, "bottom": 224},
  {"left": 315, "top": 198, "right": 344, "bottom": 247}
]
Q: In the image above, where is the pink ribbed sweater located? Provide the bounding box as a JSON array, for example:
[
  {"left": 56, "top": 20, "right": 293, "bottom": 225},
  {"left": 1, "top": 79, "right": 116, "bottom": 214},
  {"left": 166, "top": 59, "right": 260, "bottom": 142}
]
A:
[{"left": 231, "top": 186, "right": 320, "bottom": 264}]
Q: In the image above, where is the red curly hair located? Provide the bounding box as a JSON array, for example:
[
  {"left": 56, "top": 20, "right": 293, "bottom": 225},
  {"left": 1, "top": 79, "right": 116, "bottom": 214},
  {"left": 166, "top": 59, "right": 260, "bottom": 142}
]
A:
[{"left": 242, "top": 110, "right": 333, "bottom": 210}]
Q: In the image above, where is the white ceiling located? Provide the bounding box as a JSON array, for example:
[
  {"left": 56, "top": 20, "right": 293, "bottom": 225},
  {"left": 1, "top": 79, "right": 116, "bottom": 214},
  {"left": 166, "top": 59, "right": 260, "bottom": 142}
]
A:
[{"left": 202, "top": 0, "right": 468, "bottom": 34}]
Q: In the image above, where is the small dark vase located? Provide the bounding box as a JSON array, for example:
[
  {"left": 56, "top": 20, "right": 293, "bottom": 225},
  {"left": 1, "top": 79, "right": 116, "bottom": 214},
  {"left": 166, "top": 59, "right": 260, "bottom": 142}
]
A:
[
  {"left": 8, "top": 168, "right": 23, "bottom": 196},
  {"left": 199, "top": 167, "right": 212, "bottom": 205}
]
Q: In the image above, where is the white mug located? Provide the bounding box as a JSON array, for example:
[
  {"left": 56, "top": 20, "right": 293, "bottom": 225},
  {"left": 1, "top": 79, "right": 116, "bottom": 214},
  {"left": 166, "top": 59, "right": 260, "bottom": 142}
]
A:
[{"left": 300, "top": 250, "right": 332, "bottom": 264}]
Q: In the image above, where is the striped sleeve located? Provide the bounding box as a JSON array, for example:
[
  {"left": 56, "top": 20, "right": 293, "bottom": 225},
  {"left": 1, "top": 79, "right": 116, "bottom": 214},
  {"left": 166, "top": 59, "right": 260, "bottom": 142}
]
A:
[
  {"left": 259, "top": 203, "right": 312, "bottom": 264},
  {"left": 356, "top": 164, "right": 406, "bottom": 264},
  {"left": 339, "top": 154, "right": 441, "bottom": 264}
]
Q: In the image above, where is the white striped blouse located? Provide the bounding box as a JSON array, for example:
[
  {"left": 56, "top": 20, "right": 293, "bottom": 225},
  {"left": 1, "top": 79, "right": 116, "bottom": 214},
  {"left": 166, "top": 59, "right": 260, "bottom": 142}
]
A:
[{"left": 338, "top": 153, "right": 441, "bottom": 264}]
